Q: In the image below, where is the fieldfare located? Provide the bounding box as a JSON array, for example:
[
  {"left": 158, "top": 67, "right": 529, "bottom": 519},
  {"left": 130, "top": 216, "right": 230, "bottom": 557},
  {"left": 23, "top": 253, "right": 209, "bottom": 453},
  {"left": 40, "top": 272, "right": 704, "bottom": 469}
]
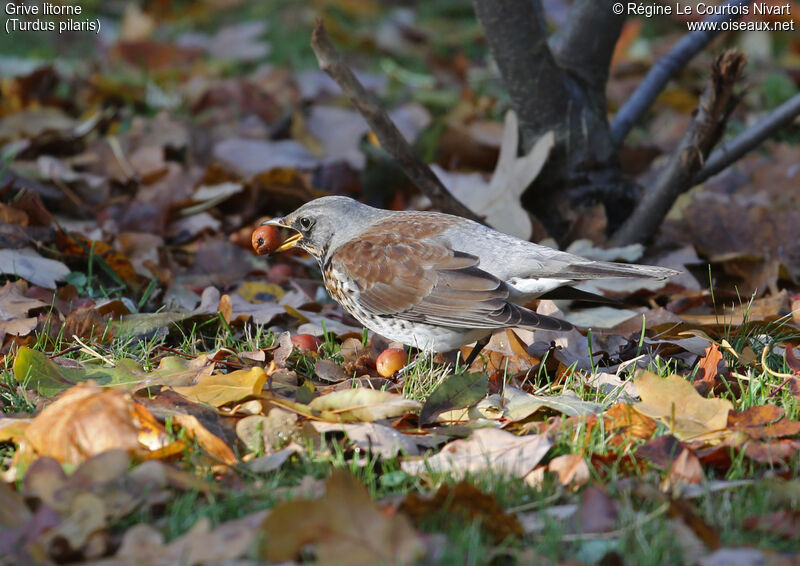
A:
[{"left": 261, "top": 196, "right": 678, "bottom": 365}]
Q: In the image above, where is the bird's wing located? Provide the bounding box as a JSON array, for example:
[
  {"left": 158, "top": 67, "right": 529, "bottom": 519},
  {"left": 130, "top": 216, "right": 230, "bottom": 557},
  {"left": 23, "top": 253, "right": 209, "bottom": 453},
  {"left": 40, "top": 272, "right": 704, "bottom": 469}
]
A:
[{"left": 327, "top": 232, "right": 571, "bottom": 331}]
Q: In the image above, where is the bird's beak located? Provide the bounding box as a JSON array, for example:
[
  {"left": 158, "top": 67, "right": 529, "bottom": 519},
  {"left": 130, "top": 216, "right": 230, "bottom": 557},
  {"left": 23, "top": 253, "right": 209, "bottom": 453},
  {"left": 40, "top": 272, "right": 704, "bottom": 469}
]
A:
[{"left": 261, "top": 218, "right": 303, "bottom": 253}]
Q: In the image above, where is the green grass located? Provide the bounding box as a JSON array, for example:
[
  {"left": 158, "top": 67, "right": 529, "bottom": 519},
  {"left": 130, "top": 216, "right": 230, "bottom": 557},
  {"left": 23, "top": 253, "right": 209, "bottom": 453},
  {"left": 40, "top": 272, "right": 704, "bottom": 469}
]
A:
[{"left": 3, "top": 278, "right": 800, "bottom": 564}]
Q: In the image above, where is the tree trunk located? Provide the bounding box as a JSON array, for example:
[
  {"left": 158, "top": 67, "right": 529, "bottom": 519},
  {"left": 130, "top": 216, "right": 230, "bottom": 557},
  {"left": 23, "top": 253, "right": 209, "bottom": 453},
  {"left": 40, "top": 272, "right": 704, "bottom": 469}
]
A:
[{"left": 472, "top": 0, "right": 635, "bottom": 241}]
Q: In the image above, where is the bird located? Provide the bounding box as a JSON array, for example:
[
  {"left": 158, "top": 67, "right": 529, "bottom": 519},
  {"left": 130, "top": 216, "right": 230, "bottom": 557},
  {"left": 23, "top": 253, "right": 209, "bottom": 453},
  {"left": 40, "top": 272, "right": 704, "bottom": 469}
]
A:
[{"left": 261, "top": 196, "right": 678, "bottom": 366}]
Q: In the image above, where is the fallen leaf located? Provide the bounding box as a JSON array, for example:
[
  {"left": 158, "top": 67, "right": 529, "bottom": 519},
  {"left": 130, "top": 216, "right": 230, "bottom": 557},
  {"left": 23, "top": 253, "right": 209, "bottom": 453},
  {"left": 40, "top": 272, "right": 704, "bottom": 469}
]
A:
[
  {"left": 602, "top": 403, "right": 658, "bottom": 439},
  {"left": 728, "top": 405, "right": 800, "bottom": 440},
  {"left": 434, "top": 111, "right": 553, "bottom": 239},
  {"left": 171, "top": 367, "right": 266, "bottom": 407},
  {"left": 697, "top": 548, "right": 768, "bottom": 566},
  {"left": 236, "top": 409, "right": 297, "bottom": 453},
  {"left": 309, "top": 388, "right": 421, "bottom": 422},
  {"left": 171, "top": 414, "right": 237, "bottom": 465},
  {"left": 502, "top": 386, "right": 602, "bottom": 422},
  {"left": 0, "top": 248, "right": 70, "bottom": 289},
  {"left": 247, "top": 446, "right": 299, "bottom": 473},
  {"left": 13, "top": 347, "right": 213, "bottom": 396},
  {"left": 109, "top": 511, "right": 268, "bottom": 566},
  {"left": 213, "top": 138, "right": 318, "bottom": 177},
  {"left": 309, "top": 421, "right": 419, "bottom": 458},
  {"left": 662, "top": 448, "right": 704, "bottom": 491},
  {"left": 549, "top": 454, "right": 590, "bottom": 489},
  {"left": 419, "top": 372, "right": 488, "bottom": 425},
  {"left": 260, "top": 470, "right": 424, "bottom": 565},
  {"left": 24, "top": 383, "right": 162, "bottom": 464},
  {"left": 633, "top": 371, "right": 732, "bottom": 443},
  {"left": 401, "top": 428, "right": 552, "bottom": 479},
  {"left": 693, "top": 343, "right": 725, "bottom": 396}
]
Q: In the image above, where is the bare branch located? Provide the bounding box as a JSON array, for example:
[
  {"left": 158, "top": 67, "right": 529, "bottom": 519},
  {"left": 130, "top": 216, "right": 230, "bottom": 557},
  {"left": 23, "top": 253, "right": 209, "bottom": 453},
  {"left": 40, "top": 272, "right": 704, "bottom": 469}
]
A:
[
  {"left": 472, "top": 0, "right": 571, "bottom": 151},
  {"left": 610, "top": 51, "right": 747, "bottom": 246},
  {"left": 549, "top": 0, "right": 626, "bottom": 91},
  {"left": 611, "top": 0, "right": 753, "bottom": 144},
  {"left": 309, "top": 21, "right": 483, "bottom": 223},
  {"left": 695, "top": 92, "right": 800, "bottom": 184}
]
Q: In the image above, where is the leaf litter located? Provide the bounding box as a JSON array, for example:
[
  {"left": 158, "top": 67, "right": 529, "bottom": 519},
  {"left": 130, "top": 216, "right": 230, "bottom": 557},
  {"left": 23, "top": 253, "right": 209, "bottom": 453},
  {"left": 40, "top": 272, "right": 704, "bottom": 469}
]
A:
[{"left": 0, "top": 2, "right": 799, "bottom": 565}]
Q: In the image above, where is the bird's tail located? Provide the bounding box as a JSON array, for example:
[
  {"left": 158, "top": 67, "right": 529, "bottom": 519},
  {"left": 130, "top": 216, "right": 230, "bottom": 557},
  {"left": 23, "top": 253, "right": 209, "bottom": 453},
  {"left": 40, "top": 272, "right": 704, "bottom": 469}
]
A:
[
  {"left": 565, "top": 262, "right": 679, "bottom": 281},
  {"left": 497, "top": 304, "right": 574, "bottom": 331}
]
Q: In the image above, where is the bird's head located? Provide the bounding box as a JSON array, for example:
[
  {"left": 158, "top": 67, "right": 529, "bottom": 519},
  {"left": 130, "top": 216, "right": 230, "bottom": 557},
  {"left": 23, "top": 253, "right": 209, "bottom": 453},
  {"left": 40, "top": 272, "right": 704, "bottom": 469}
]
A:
[{"left": 262, "top": 196, "right": 378, "bottom": 264}]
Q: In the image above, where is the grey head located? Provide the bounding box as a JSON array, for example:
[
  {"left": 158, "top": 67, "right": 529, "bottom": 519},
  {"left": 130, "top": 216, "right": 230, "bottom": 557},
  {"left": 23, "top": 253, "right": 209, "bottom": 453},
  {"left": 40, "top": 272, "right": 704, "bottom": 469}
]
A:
[{"left": 263, "top": 196, "right": 382, "bottom": 264}]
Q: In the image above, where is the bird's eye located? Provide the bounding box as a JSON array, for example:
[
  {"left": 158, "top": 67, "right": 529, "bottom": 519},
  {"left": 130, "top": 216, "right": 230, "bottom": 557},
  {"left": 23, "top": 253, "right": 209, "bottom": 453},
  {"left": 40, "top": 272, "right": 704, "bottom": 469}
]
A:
[{"left": 298, "top": 216, "right": 313, "bottom": 231}]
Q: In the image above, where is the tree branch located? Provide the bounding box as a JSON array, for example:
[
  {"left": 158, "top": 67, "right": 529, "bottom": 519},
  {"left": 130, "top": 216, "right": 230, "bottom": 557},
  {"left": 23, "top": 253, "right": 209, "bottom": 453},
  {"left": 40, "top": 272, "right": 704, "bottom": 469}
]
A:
[
  {"left": 694, "top": 92, "right": 800, "bottom": 184},
  {"left": 610, "top": 0, "right": 753, "bottom": 144},
  {"left": 309, "top": 20, "right": 483, "bottom": 223},
  {"left": 549, "top": 0, "right": 626, "bottom": 91},
  {"left": 610, "top": 51, "right": 747, "bottom": 246},
  {"left": 472, "top": 0, "right": 571, "bottom": 151}
]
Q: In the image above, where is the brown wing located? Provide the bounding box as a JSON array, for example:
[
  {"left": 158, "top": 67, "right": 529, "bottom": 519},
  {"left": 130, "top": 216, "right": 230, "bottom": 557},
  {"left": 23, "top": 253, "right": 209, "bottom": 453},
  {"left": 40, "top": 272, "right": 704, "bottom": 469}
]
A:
[{"left": 328, "top": 230, "right": 571, "bottom": 331}]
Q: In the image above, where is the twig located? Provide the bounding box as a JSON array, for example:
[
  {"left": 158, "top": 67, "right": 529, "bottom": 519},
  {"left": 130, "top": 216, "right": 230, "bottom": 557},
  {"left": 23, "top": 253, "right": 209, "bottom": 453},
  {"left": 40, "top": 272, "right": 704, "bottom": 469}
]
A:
[
  {"left": 610, "top": 51, "right": 746, "bottom": 246},
  {"left": 310, "top": 20, "right": 484, "bottom": 223},
  {"left": 611, "top": 0, "right": 753, "bottom": 144},
  {"left": 694, "top": 92, "right": 800, "bottom": 184}
]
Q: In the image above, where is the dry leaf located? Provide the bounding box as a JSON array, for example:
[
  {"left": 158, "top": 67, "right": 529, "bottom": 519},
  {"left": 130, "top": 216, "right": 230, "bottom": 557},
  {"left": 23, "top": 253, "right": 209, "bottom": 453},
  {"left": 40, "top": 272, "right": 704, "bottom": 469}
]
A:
[
  {"left": 25, "top": 383, "right": 157, "bottom": 464},
  {"left": 309, "top": 421, "right": 419, "bottom": 458},
  {"left": 401, "top": 428, "right": 552, "bottom": 479},
  {"left": 633, "top": 371, "right": 732, "bottom": 443},
  {"left": 260, "top": 470, "right": 424, "bottom": 565},
  {"left": 548, "top": 454, "right": 590, "bottom": 489},
  {"left": 171, "top": 367, "right": 266, "bottom": 407},
  {"left": 433, "top": 111, "right": 553, "bottom": 239},
  {"left": 662, "top": 448, "right": 704, "bottom": 491},
  {"left": 308, "top": 388, "right": 421, "bottom": 422}
]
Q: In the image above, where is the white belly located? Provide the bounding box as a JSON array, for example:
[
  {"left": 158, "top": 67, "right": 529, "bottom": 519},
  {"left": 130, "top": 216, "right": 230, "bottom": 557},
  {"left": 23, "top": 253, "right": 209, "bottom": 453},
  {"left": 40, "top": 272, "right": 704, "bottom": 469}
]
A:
[{"left": 355, "top": 311, "right": 492, "bottom": 352}]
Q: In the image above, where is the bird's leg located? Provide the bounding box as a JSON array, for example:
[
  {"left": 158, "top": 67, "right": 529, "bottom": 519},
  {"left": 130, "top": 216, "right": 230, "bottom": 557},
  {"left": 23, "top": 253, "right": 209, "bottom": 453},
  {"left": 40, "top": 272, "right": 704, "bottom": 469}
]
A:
[{"left": 462, "top": 336, "right": 491, "bottom": 369}]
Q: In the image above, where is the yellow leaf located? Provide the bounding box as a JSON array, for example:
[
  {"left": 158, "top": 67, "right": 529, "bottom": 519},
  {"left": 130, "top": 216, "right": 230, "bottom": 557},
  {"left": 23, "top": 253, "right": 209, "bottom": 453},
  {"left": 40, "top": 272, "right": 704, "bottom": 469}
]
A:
[
  {"left": 309, "top": 388, "right": 421, "bottom": 422},
  {"left": 172, "top": 414, "right": 237, "bottom": 465},
  {"left": 0, "top": 418, "right": 31, "bottom": 443},
  {"left": 235, "top": 281, "right": 284, "bottom": 303},
  {"left": 172, "top": 367, "right": 267, "bottom": 407},
  {"left": 633, "top": 371, "right": 732, "bottom": 443}
]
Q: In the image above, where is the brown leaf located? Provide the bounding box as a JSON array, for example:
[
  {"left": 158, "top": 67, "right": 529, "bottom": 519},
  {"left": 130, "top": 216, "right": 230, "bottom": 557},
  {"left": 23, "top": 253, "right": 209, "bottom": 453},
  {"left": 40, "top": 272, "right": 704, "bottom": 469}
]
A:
[
  {"left": 548, "top": 454, "right": 590, "bottom": 489},
  {"left": 693, "top": 343, "right": 724, "bottom": 396},
  {"left": 171, "top": 414, "right": 237, "bottom": 465},
  {"left": 663, "top": 448, "right": 704, "bottom": 492},
  {"left": 742, "top": 439, "right": 800, "bottom": 466},
  {"left": 260, "top": 470, "right": 424, "bottom": 565},
  {"left": 603, "top": 403, "right": 658, "bottom": 440},
  {"left": 635, "top": 435, "right": 684, "bottom": 469},
  {"left": 785, "top": 344, "right": 800, "bottom": 374},
  {"left": 25, "top": 383, "right": 152, "bottom": 464},
  {"left": 728, "top": 405, "right": 800, "bottom": 440}
]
